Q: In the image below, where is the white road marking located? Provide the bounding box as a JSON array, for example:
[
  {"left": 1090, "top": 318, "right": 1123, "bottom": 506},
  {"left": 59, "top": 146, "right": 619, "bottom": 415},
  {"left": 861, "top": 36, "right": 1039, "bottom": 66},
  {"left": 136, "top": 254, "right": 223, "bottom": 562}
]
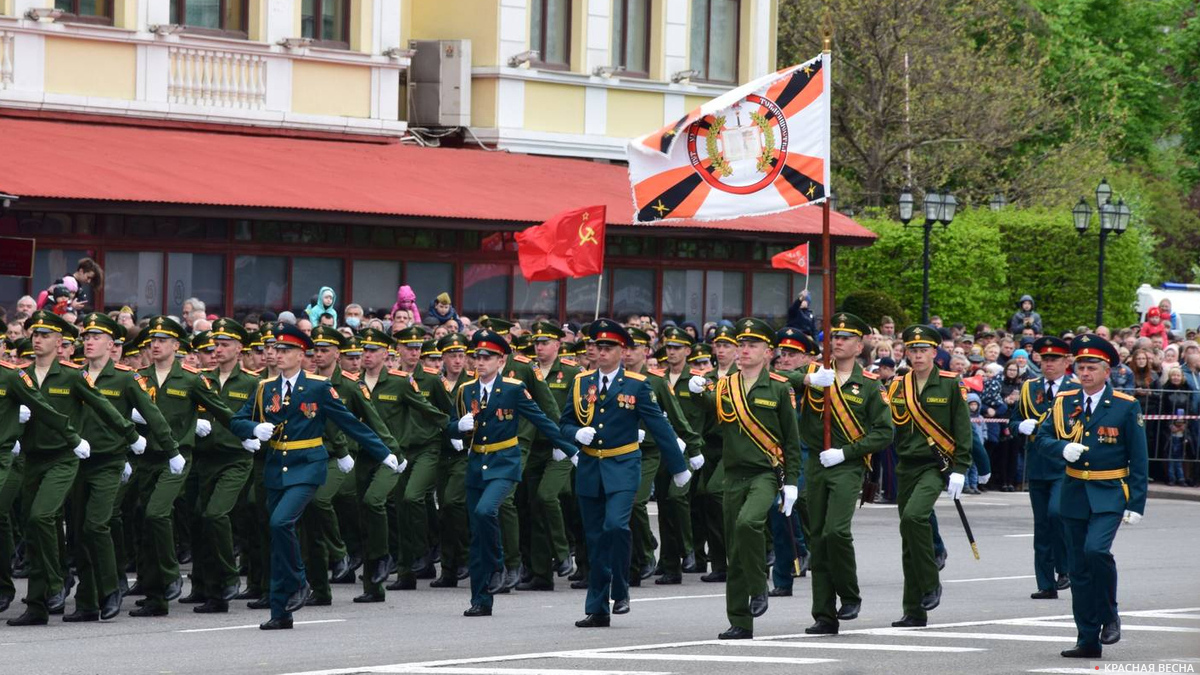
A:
[
  {"left": 371, "top": 669, "right": 669, "bottom": 675},
  {"left": 1008, "top": 620, "right": 1200, "bottom": 633},
  {"left": 721, "top": 641, "right": 984, "bottom": 653},
  {"left": 1026, "top": 669, "right": 1098, "bottom": 674},
  {"left": 1123, "top": 612, "right": 1200, "bottom": 620},
  {"left": 176, "top": 619, "right": 345, "bottom": 633},
  {"left": 1004, "top": 534, "right": 1036, "bottom": 538},
  {"left": 629, "top": 593, "right": 724, "bottom": 603},
  {"left": 944, "top": 574, "right": 1036, "bottom": 583},
  {"left": 859, "top": 629, "right": 1071, "bottom": 643},
  {"left": 551, "top": 652, "right": 836, "bottom": 665}
]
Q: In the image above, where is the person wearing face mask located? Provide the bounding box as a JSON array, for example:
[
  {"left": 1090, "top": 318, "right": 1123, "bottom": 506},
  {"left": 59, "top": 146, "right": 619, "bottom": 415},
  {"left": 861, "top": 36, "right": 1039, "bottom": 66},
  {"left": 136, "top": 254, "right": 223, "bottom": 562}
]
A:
[{"left": 343, "top": 304, "right": 364, "bottom": 331}]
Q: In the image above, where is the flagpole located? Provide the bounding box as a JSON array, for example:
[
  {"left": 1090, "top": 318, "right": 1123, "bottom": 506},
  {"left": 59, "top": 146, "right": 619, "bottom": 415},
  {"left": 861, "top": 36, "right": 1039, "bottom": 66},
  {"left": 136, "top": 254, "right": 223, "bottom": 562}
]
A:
[
  {"left": 821, "top": 29, "right": 834, "bottom": 459},
  {"left": 593, "top": 270, "right": 604, "bottom": 321}
]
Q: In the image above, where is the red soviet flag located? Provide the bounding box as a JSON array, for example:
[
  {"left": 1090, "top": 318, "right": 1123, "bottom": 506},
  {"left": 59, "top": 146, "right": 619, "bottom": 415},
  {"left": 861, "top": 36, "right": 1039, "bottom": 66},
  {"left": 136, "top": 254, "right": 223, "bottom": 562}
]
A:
[
  {"left": 516, "top": 205, "right": 606, "bottom": 282},
  {"left": 771, "top": 242, "right": 810, "bottom": 275}
]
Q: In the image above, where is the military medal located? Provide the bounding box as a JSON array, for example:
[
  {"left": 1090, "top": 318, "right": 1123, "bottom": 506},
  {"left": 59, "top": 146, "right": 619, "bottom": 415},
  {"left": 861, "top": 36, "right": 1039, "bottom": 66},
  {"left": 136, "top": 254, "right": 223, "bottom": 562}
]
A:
[{"left": 586, "top": 385, "right": 597, "bottom": 405}]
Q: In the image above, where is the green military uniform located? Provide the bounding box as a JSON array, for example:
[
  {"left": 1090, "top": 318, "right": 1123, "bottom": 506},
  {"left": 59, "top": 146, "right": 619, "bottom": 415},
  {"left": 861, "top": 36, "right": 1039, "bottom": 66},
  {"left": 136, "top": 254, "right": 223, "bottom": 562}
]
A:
[
  {"left": 697, "top": 318, "right": 802, "bottom": 638},
  {"left": 433, "top": 332, "right": 472, "bottom": 587},
  {"left": 330, "top": 335, "right": 366, "bottom": 576},
  {"left": 886, "top": 325, "right": 973, "bottom": 626},
  {"left": 241, "top": 327, "right": 277, "bottom": 604},
  {"left": 133, "top": 316, "right": 239, "bottom": 617},
  {"left": 796, "top": 313, "right": 893, "bottom": 631},
  {"left": 520, "top": 321, "right": 582, "bottom": 589},
  {"left": 10, "top": 312, "right": 141, "bottom": 626},
  {"left": 694, "top": 327, "right": 739, "bottom": 577}
]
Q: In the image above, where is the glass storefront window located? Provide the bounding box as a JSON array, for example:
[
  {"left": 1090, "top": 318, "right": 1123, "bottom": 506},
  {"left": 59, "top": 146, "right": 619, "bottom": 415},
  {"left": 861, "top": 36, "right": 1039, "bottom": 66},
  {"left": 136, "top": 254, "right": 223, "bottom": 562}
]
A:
[
  {"left": 290, "top": 258, "right": 344, "bottom": 317},
  {"left": 405, "top": 262, "right": 455, "bottom": 316},
  {"left": 752, "top": 272, "right": 789, "bottom": 326},
  {"left": 705, "top": 270, "right": 743, "bottom": 323},
  {"left": 462, "top": 264, "right": 510, "bottom": 320},
  {"left": 352, "top": 260, "right": 402, "bottom": 315},
  {"left": 565, "top": 275, "right": 608, "bottom": 324},
  {"left": 512, "top": 270, "right": 558, "bottom": 322},
  {"left": 104, "top": 251, "right": 164, "bottom": 317},
  {"left": 661, "top": 269, "right": 704, "bottom": 325},
  {"left": 611, "top": 268, "right": 655, "bottom": 320},
  {"left": 167, "top": 253, "right": 225, "bottom": 319},
  {"left": 234, "top": 255, "right": 287, "bottom": 316}
]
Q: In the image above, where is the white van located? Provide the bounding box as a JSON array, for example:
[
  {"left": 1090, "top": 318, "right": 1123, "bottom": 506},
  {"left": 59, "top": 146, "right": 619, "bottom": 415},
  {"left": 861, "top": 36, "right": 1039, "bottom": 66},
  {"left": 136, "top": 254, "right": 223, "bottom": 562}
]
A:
[{"left": 1135, "top": 283, "right": 1200, "bottom": 333}]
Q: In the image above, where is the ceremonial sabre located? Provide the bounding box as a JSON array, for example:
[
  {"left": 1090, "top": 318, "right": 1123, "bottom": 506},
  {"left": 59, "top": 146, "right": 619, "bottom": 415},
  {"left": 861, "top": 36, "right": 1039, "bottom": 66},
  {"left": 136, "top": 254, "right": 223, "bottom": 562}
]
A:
[{"left": 954, "top": 498, "right": 980, "bottom": 560}]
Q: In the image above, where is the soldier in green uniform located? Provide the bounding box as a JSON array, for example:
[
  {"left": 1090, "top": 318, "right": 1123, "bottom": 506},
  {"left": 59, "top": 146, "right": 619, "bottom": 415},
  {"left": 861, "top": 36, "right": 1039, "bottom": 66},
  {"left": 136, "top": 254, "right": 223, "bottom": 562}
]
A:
[
  {"left": 67, "top": 313, "right": 175, "bottom": 622},
  {"left": 711, "top": 324, "right": 739, "bottom": 379},
  {"left": 885, "top": 324, "right": 973, "bottom": 627},
  {"left": 390, "top": 325, "right": 455, "bottom": 589},
  {"left": 1035, "top": 335, "right": 1148, "bottom": 659},
  {"left": 794, "top": 313, "right": 894, "bottom": 634},
  {"left": 690, "top": 318, "right": 802, "bottom": 640},
  {"left": 433, "top": 332, "right": 472, "bottom": 587},
  {"left": 130, "top": 316, "right": 243, "bottom": 618},
  {"left": 331, "top": 334, "right": 365, "bottom": 580},
  {"left": 517, "top": 321, "right": 581, "bottom": 590},
  {"left": 7, "top": 311, "right": 143, "bottom": 626}
]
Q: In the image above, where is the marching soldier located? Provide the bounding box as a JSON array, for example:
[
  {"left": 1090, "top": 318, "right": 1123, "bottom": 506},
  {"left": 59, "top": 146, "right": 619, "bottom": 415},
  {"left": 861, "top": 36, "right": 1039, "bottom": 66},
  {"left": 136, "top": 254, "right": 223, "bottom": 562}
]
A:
[
  {"left": 447, "top": 330, "right": 578, "bottom": 616},
  {"left": 562, "top": 319, "right": 691, "bottom": 628},
  {"left": 711, "top": 325, "right": 739, "bottom": 379},
  {"left": 1035, "top": 335, "right": 1147, "bottom": 658},
  {"left": 433, "top": 332, "right": 473, "bottom": 587},
  {"left": 688, "top": 318, "right": 802, "bottom": 640},
  {"left": 230, "top": 324, "right": 402, "bottom": 630},
  {"left": 885, "top": 325, "right": 973, "bottom": 628},
  {"left": 796, "top": 313, "right": 893, "bottom": 634},
  {"left": 1012, "top": 336, "right": 1074, "bottom": 599}
]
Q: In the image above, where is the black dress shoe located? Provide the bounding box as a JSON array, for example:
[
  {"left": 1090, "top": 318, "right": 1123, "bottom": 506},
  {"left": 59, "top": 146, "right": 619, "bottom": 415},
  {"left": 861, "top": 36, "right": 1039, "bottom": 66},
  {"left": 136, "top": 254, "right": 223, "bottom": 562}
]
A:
[
  {"left": 463, "top": 604, "right": 492, "bottom": 617},
  {"left": 638, "top": 563, "right": 654, "bottom": 580},
  {"left": 456, "top": 565, "right": 469, "bottom": 581},
  {"left": 259, "top": 617, "right": 293, "bottom": 630},
  {"left": 220, "top": 584, "right": 240, "bottom": 602},
  {"left": 370, "top": 556, "right": 391, "bottom": 585},
  {"left": 919, "top": 584, "right": 942, "bottom": 611},
  {"left": 330, "top": 556, "right": 350, "bottom": 581},
  {"left": 628, "top": 574, "right": 641, "bottom": 587},
  {"left": 682, "top": 552, "right": 698, "bottom": 573},
  {"left": 837, "top": 602, "right": 861, "bottom": 621},
  {"left": 612, "top": 598, "right": 630, "bottom": 615},
  {"left": 934, "top": 550, "right": 947, "bottom": 571},
  {"left": 193, "top": 599, "right": 229, "bottom": 613},
  {"left": 891, "top": 615, "right": 927, "bottom": 627},
  {"left": 1061, "top": 644, "right": 1102, "bottom": 658},
  {"left": 568, "top": 569, "right": 585, "bottom": 582},
  {"left": 501, "top": 569, "right": 520, "bottom": 592},
  {"left": 386, "top": 577, "right": 416, "bottom": 591},
  {"left": 1030, "top": 589, "right": 1058, "bottom": 599},
  {"left": 234, "top": 588, "right": 260, "bottom": 600},
  {"left": 63, "top": 608, "right": 100, "bottom": 622},
  {"left": 651, "top": 561, "right": 664, "bottom": 576},
  {"left": 701, "top": 571, "right": 727, "bottom": 583},
  {"left": 797, "top": 554, "right": 810, "bottom": 577},
  {"left": 129, "top": 605, "right": 168, "bottom": 617},
  {"left": 768, "top": 587, "right": 792, "bottom": 597},
  {"left": 177, "top": 548, "right": 192, "bottom": 565},
  {"left": 486, "top": 570, "right": 506, "bottom": 595},
  {"left": 164, "top": 578, "right": 183, "bottom": 602},
  {"left": 719, "top": 626, "right": 753, "bottom": 640},
  {"left": 750, "top": 592, "right": 768, "bottom": 617},
  {"left": 516, "top": 578, "right": 555, "bottom": 591},
  {"left": 247, "top": 596, "right": 271, "bottom": 610},
  {"left": 330, "top": 566, "right": 357, "bottom": 584},
  {"left": 414, "top": 563, "right": 437, "bottom": 580},
  {"left": 1101, "top": 617, "right": 1121, "bottom": 645},
  {"left": 0, "top": 594, "right": 11, "bottom": 614},
  {"left": 765, "top": 549, "right": 776, "bottom": 569},
  {"left": 518, "top": 564, "right": 533, "bottom": 584},
  {"left": 47, "top": 590, "right": 66, "bottom": 615},
  {"left": 285, "top": 583, "right": 310, "bottom": 613},
  {"left": 570, "top": 579, "right": 589, "bottom": 590},
  {"left": 7, "top": 610, "right": 49, "bottom": 626},
  {"left": 101, "top": 591, "right": 122, "bottom": 620},
  {"left": 179, "top": 590, "right": 207, "bottom": 604},
  {"left": 430, "top": 574, "right": 458, "bottom": 588},
  {"left": 347, "top": 555, "right": 363, "bottom": 572},
  {"left": 1056, "top": 574, "right": 1071, "bottom": 590},
  {"left": 575, "top": 613, "right": 610, "bottom": 628},
  {"left": 352, "top": 592, "right": 385, "bottom": 603},
  {"left": 117, "top": 576, "right": 129, "bottom": 595},
  {"left": 555, "top": 557, "right": 576, "bottom": 578},
  {"left": 655, "top": 572, "right": 682, "bottom": 585},
  {"left": 805, "top": 619, "right": 838, "bottom": 635},
  {"left": 305, "top": 595, "right": 332, "bottom": 606},
  {"left": 125, "top": 581, "right": 145, "bottom": 596}
]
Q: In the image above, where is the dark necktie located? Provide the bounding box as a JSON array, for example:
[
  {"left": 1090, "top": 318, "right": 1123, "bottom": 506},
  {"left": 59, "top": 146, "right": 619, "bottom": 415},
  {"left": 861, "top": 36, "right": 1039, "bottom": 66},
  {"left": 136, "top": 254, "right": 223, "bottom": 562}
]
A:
[
  {"left": 1084, "top": 396, "right": 1092, "bottom": 419},
  {"left": 1046, "top": 380, "right": 1054, "bottom": 400},
  {"left": 480, "top": 386, "right": 488, "bottom": 407},
  {"left": 600, "top": 375, "right": 609, "bottom": 397},
  {"left": 283, "top": 380, "right": 292, "bottom": 405}
]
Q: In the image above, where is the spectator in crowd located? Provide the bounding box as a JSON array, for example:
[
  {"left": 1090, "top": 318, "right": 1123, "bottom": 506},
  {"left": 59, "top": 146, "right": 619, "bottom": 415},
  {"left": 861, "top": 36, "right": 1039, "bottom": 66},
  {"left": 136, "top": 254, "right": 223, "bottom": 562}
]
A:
[
  {"left": 1010, "top": 348, "right": 1031, "bottom": 377},
  {"left": 391, "top": 285, "right": 421, "bottom": 325},
  {"left": 1159, "top": 367, "right": 1195, "bottom": 475},
  {"left": 181, "top": 298, "right": 205, "bottom": 329},
  {"left": 278, "top": 310, "right": 298, "bottom": 325},
  {"left": 16, "top": 294, "right": 36, "bottom": 316},
  {"left": 786, "top": 290, "right": 816, "bottom": 336},
  {"left": 426, "top": 292, "right": 459, "bottom": 325},
  {"left": 680, "top": 321, "right": 700, "bottom": 341},
  {"left": 879, "top": 315, "right": 896, "bottom": 338},
  {"left": 1141, "top": 307, "right": 1170, "bottom": 349},
  {"left": 930, "top": 315, "right": 943, "bottom": 328},
  {"left": 391, "top": 308, "right": 412, "bottom": 332},
  {"left": 1110, "top": 351, "right": 1135, "bottom": 394},
  {"left": 994, "top": 360, "right": 1026, "bottom": 491},
  {"left": 296, "top": 317, "right": 313, "bottom": 333},
  {"left": 875, "top": 356, "right": 896, "bottom": 382},
  {"left": 37, "top": 275, "right": 77, "bottom": 312},
  {"left": 1159, "top": 298, "right": 1182, "bottom": 339},
  {"left": 305, "top": 286, "right": 338, "bottom": 326},
  {"left": 343, "top": 303, "right": 365, "bottom": 329},
  {"left": 1166, "top": 418, "right": 1194, "bottom": 487},
  {"left": 117, "top": 307, "right": 136, "bottom": 330},
  {"left": 317, "top": 312, "right": 336, "bottom": 327},
  {"left": 5, "top": 317, "right": 24, "bottom": 343},
  {"left": 982, "top": 342, "right": 1001, "bottom": 366},
  {"left": 870, "top": 341, "right": 893, "bottom": 364},
  {"left": 1008, "top": 294, "right": 1043, "bottom": 335}
]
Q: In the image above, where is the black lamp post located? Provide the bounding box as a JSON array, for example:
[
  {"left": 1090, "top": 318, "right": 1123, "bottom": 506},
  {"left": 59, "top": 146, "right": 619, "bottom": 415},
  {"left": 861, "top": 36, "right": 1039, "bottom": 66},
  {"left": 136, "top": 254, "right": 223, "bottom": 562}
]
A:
[
  {"left": 900, "top": 187, "right": 956, "bottom": 323},
  {"left": 1074, "top": 180, "right": 1129, "bottom": 326}
]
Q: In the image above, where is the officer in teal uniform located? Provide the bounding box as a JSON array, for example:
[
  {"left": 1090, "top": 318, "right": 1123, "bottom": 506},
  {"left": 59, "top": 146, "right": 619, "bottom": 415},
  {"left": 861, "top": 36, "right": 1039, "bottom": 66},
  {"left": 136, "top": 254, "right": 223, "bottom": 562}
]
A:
[
  {"left": 1035, "top": 335, "right": 1148, "bottom": 659},
  {"left": 231, "top": 324, "right": 402, "bottom": 630},
  {"left": 1011, "top": 336, "right": 1074, "bottom": 599},
  {"left": 560, "top": 320, "right": 692, "bottom": 628},
  {"left": 447, "top": 330, "right": 577, "bottom": 617}
]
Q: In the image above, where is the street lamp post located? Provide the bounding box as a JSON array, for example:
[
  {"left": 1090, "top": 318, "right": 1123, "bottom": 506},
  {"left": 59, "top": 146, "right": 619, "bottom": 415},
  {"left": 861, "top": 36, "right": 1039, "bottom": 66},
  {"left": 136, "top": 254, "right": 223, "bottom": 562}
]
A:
[
  {"left": 1074, "top": 180, "right": 1130, "bottom": 326},
  {"left": 899, "top": 187, "right": 956, "bottom": 323}
]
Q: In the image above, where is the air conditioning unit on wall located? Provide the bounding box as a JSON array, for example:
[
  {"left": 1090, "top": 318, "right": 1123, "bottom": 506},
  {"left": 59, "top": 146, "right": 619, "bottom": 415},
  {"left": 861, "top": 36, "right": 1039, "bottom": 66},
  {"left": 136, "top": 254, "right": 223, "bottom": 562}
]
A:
[{"left": 407, "top": 39, "right": 471, "bottom": 128}]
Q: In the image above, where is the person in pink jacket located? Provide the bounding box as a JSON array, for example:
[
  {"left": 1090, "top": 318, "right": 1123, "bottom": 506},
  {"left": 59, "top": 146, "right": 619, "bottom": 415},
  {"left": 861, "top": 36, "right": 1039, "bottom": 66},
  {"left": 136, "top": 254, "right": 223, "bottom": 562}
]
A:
[
  {"left": 391, "top": 285, "right": 421, "bottom": 325},
  {"left": 1140, "top": 307, "right": 1169, "bottom": 349}
]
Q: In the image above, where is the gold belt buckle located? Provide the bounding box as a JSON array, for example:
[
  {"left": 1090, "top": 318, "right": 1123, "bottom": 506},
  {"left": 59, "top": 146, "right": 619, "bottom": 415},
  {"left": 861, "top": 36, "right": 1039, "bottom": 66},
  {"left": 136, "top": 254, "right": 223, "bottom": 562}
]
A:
[{"left": 1081, "top": 470, "right": 1090, "bottom": 480}]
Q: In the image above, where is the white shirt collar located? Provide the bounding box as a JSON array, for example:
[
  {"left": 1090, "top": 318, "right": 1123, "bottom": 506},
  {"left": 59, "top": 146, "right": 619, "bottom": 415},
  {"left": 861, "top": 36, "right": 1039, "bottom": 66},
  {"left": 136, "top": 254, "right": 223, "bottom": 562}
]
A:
[
  {"left": 281, "top": 371, "right": 300, "bottom": 391},
  {"left": 1082, "top": 387, "right": 1105, "bottom": 412},
  {"left": 478, "top": 376, "right": 496, "bottom": 397},
  {"left": 598, "top": 367, "right": 620, "bottom": 384}
]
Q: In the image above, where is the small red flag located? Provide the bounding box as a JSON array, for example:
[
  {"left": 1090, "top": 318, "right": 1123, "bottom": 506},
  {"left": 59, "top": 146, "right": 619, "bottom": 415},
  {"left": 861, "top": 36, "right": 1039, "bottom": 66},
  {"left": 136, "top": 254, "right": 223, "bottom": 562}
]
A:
[
  {"left": 771, "top": 242, "right": 810, "bottom": 275},
  {"left": 516, "top": 205, "right": 606, "bottom": 282}
]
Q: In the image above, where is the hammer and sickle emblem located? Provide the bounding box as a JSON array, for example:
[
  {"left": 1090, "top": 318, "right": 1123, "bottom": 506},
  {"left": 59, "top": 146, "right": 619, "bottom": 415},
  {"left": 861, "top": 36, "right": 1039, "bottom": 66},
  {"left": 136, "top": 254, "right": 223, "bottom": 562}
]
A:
[{"left": 578, "top": 211, "right": 598, "bottom": 246}]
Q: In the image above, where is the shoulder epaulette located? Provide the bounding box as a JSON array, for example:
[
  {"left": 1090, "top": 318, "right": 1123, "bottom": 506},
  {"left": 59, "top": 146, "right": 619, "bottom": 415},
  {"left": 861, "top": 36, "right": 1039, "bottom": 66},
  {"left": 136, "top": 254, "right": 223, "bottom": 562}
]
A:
[
  {"left": 181, "top": 364, "right": 200, "bottom": 374},
  {"left": 389, "top": 369, "right": 409, "bottom": 377},
  {"left": 244, "top": 367, "right": 262, "bottom": 376},
  {"left": 513, "top": 354, "right": 532, "bottom": 364},
  {"left": 306, "top": 373, "right": 328, "bottom": 381},
  {"left": 689, "top": 367, "right": 706, "bottom": 376},
  {"left": 259, "top": 375, "right": 279, "bottom": 385},
  {"left": 862, "top": 370, "right": 879, "bottom": 380},
  {"left": 577, "top": 369, "right": 596, "bottom": 378},
  {"left": 938, "top": 369, "right": 957, "bottom": 378},
  {"left": 423, "top": 366, "right": 439, "bottom": 375},
  {"left": 1056, "top": 389, "right": 1080, "bottom": 397},
  {"left": 1112, "top": 390, "right": 1136, "bottom": 402},
  {"left": 0, "top": 360, "right": 14, "bottom": 369},
  {"left": 502, "top": 376, "right": 523, "bottom": 386},
  {"left": 624, "top": 371, "right": 647, "bottom": 382},
  {"left": 647, "top": 367, "right": 666, "bottom": 377},
  {"left": 342, "top": 371, "right": 360, "bottom": 381},
  {"left": 769, "top": 372, "right": 788, "bottom": 383},
  {"left": 560, "top": 357, "right": 578, "bottom": 366},
  {"left": 114, "top": 364, "right": 134, "bottom": 372},
  {"left": 59, "top": 360, "right": 83, "bottom": 369}
]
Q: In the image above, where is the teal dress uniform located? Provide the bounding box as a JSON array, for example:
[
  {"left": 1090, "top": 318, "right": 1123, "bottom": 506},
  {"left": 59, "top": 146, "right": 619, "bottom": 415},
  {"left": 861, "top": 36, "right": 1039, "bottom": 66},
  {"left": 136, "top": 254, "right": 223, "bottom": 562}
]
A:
[
  {"left": 232, "top": 363, "right": 393, "bottom": 623},
  {"left": 448, "top": 366, "right": 577, "bottom": 613},
  {"left": 1035, "top": 337, "right": 1148, "bottom": 656}
]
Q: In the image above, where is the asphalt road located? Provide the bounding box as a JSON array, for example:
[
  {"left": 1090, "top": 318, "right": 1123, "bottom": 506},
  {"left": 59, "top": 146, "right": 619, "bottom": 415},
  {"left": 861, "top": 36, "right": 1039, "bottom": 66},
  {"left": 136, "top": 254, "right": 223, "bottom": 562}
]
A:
[{"left": 2, "top": 490, "right": 1198, "bottom": 675}]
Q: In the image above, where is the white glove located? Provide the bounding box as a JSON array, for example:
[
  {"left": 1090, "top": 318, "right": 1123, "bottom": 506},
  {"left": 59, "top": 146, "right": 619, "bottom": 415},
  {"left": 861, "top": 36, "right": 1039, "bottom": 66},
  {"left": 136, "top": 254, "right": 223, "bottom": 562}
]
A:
[
  {"left": 689, "top": 454, "right": 705, "bottom": 471},
  {"left": 450, "top": 438, "right": 464, "bottom": 452},
  {"left": 337, "top": 455, "right": 355, "bottom": 474},
  {"left": 781, "top": 485, "right": 798, "bottom": 516},
  {"left": 73, "top": 439, "right": 91, "bottom": 460},
  {"left": 131, "top": 408, "right": 147, "bottom": 425},
  {"left": 242, "top": 438, "right": 260, "bottom": 453},
  {"left": 1123, "top": 510, "right": 1142, "bottom": 525},
  {"left": 253, "top": 423, "right": 275, "bottom": 441},
  {"left": 978, "top": 473, "right": 991, "bottom": 485},
  {"left": 637, "top": 429, "right": 646, "bottom": 443},
  {"left": 575, "top": 427, "right": 597, "bottom": 445},
  {"left": 809, "top": 366, "right": 836, "bottom": 388},
  {"left": 382, "top": 454, "right": 400, "bottom": 472},
  {"left": 167, "top": 453, "right": 186, "bottom": 475},
  {"left": 1063, "top": 442, "right": 1086, "bottom": 463},
  {"left": 570, "top": 453, "right": 579, "bottom": 466},
  {"left": 552, "top": 448, "right": 568, "bottom": 462},
  {"left": 819, "top": 448, "right": 846, "bottom": 468},
  {"left": 121, "top": 462, "right": 132, "bottom": 483},
  {"left": 195, "top": 419, "right": 212, "bottom": 438},
  {"left": 397, "top": 458, "right": 408, "bottom": 474},
  {"left": 677, "top": 438, "right": 687, "bottom": 454},
  {"left": 946, "top": 472, "right": 965, "bottom": 500},
  {"left": 130, "top": 435, "right": 146, "bottom": 455},
  {"left": 688, "top": 376, "right": 708, "bottom": 394},
  {"left": 11, "top": 440, "right": 20, "bottom": 456},
  {"left": 457, "top": 413, "right": 475, "bottom": 433},
  {"left": 18, "top": 405, "right": 30, "bottom": 424},
  {"left": 672, "top": 469, "right": 692, "bottom": 487},
  {"left": 1018, "top": 418, "right": 1038, "bottom": 436}
]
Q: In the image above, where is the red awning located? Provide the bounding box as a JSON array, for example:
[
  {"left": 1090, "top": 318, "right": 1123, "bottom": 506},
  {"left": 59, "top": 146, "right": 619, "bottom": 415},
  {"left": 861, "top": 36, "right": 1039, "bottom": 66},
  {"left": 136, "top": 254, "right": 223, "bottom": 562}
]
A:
[{"left": 0, "top": 115, "right": 875, "bottom": 242}]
